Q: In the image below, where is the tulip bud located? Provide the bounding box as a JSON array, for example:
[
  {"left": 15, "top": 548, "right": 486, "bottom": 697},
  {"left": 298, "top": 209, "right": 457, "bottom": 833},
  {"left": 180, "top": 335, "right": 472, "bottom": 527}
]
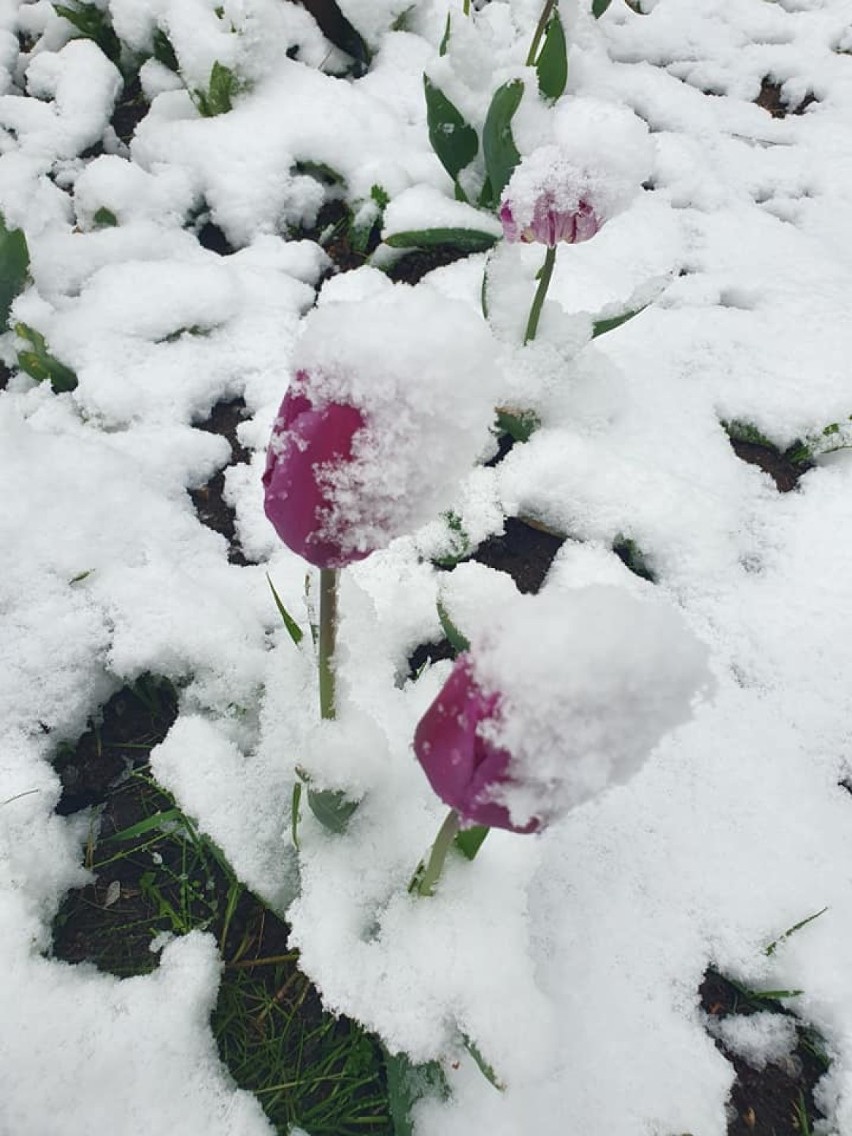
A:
[
  {"left": 414, "top": 655, "right": 540, "bottom": 834},
  {"left": 262, "top": 283, "right": 500, "bottom": 568},
  {"left": 414, "top": 586, "right": 712, "bottom": 832},
  {"left": 263, "top": 373, "right": 369, "bottom": 569},
  {"left": 499, "top": 195, "right": 600, "bottom": 247}
]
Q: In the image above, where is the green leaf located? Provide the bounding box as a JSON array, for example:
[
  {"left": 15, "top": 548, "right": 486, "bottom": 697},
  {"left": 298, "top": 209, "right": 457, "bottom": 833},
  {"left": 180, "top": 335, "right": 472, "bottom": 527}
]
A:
[
  {"left": 439, "top": 12, "right": 451, "bottom": 56},
  {"left": 592, "top": 302, "right": 649, "bottom": 338},
  {"left": 0, "top": 214, "right": 29, "bottom": 331},
  {"left": 92, "top": 206, "right": 118, "bottom": 228},
  {"left": 16, "top": 323, "right": 78, "bottom": 393},
  {"left": 291, "top": 781, "right": 302, "bottom": 848},
  {"left": 370, "top": 183, "right": 390, "bottom": 210},
  {"left": 193, "top": 61, "right": 241, "bottom": 117},
  {"left": 385, "top": 227, "right": 498, "bottom": 253},
  {"left": 54, "top": 2, "right": 122, "bottom": 64},
  {"left": 266, "top": 573, "right": 304, "bottom": 645},
  {"left": 612, "top": 535, "right": 656, "bottom": 583},
  {"left": 102, "top": 808, "right": 184, "bottom": 842},
  {"left": 453, "top": 825, "right": 488, "bottom": 860},
  {"left": 436, "top": 599, "right": 470, "bottom": 654},
  {"left": 299, "top": 0, "right": 371, "bottom": 76},
  {"left": 294, "top": 160, "right": 346, "bottom": 186},
  {"left": 495, "top": 407, "right": 539, "bottom": 443},
  {"left": 307, "top": 787, "right": 359, "bottom": 833},
  {"left": 384, "top": 1049, "right": 449, "bottom": 1136},
  {"left": 764, "top": 906, "right": 828, "bottom": 957},
  {"left": 591, "top": 0, "right": 614, "bottom": 16},
  {"left": 432, "top": 510, "right": 471, "bottom": 569},
  {"left": 462, "top": 1034, "right": 505, "bottom": 1090},
  {"left": 152, "top": 28, "right": 179, "bottom": 72},
  {"left": 423, "top": 75, "right": 478, "bottom": 194},
  {"left": 480, "top": 79, "right": 524, "bottom": 210},
  {"left": 536, "top": 13, "right": 567, "bottom": 102}
]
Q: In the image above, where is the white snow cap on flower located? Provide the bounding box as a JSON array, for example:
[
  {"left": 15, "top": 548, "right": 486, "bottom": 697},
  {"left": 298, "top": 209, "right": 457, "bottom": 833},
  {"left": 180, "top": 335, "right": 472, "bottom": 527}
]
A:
[
  {"left": 291, "top": 281, "right": 500, "bottom": 555},
  {"left": 471, "top": 584, "right": 712, "bottom": 828},
  {"left": 503, "top": 97, "right": 653, "bottom": 232}
]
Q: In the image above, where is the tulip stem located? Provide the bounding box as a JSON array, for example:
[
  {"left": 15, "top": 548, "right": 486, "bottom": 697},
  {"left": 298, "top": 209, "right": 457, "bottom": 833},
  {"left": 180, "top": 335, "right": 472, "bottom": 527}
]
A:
[
  {"left": 318, "top": 567, "right": 338, "bottom": 721},
  {"left": 413, "top": 809, "right": 462, "bottom": 897},
  {"left": 524, "top": 245, "right": 557, "bottom": 344},
  {"left": 526, "top": 0, "right": 558, "bottom": 66}
]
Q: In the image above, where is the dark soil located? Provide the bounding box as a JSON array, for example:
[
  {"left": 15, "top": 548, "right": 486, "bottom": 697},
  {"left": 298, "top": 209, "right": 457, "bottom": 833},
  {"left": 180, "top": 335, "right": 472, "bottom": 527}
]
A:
[
  {"left": 755, "top": 77, "right": 817, "bottom": 119},
  {"left": 0, "top": 359, "right": 11, "bottom": 391},
  {"left": 53, "top": 674, "right": 178, "bottom": 816},
  {"left": 699, "top": 968, "right": 828, "bottom": 1136},
  {"left": 189, "top": 397, "right": 256, "bottom": 565},
  {"left": 471, "top": 515, "right": 566, "bottom": 594},
  {"left": 197, "top": 219, "right": 235, "bottom": 256},
  {"left": 386, "top": 244, "right": 477, "bottom": 285},
  {"left": 111, "top": 74, "right": 148, "bottom": 146},
  {"left": 728, "top": 437, "right": 811, "bottom": 493}
]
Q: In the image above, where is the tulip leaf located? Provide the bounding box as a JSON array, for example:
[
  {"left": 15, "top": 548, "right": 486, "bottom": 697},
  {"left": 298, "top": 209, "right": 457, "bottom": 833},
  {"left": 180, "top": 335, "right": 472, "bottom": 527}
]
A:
[
  {"left": 192, "top": 61, "right": 243, "bottom": 117},
  {"left": 54, "top": 1, "right": 122, "bottom": 66},
  {"left": 432, "top": 510, "right": 471, "bottom": 569},
  {"left": 307, "top": 787, "right": 359, "bottom": 833},
  {"left": 439, "top": 12, "right": 451, "bottom": 56},
  {"left": 0, "top": 214, "right": 29, "bottom": 331},
  {"left": 385, "top": 227, "right": 499, "bottom": 253},
  {"left": 592, "top": 0, "right": 613, "bottom": 16},
  {"left": 437, "top": 599, "right": 470, "bottom": 654},
  {"left": 299, "top": 0, "right": 371, "bottom": 76},
  {"left": 592, "top": 302, "right": 649, "bottom": 338},
  {"left": 152, "top": 28, "right": 179, "bottom": 72},
  {"left": 266, "top": 573, "right": 305, "bottom": 646},
  {"left": 612, "top": 535, "right": 656, "bottom": 583},
  {"left": 495, "top": 407, "right": 540, "bottom": 443},
  {"left": 15, "top": 323, "right": 78, "bottom": 393},
  {"left": 384, "top": 1048, "right": 449, "bottom": 1136},
  {"left": 536, "top": 13, "right": 567, "bottom": 102},
  {"left": 291, "top": 781, "right": 302, "bottom": 848},
  {"left": 423, "top": 75, "right": 478, "bottom": 196},
  {"left": 453, "top": 825, "right": 489, "bottom": 860},
  {"left": 462, "top": 1034, "right": 505, "bottom": 1091},
  {"left": 92, "top": 206, "right": 118, "bottom": 228},
  {"left": 480, "top": 79, "right": 524, "bottom": 210}
]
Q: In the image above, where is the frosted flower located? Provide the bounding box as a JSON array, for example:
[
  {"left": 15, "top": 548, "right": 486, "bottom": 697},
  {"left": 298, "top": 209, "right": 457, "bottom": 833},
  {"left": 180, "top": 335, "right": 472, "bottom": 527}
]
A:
[
  {"left": 499, "top": 195, "right": 600, "bottom": 247},
  {"left": 414, "top": 655, "right": 539, "bottom": 833},
  {"left": 499, "top": 127, "right": 648, "bottom": 249},
  {"left": 262, "top": 283, "right": 501, "bottom": 567},
  {"left": 414, "top": 586, "right": 712, "bottom": 832},
  {"left": 263, "top": 373, "right": 369, "bottom": 569}
]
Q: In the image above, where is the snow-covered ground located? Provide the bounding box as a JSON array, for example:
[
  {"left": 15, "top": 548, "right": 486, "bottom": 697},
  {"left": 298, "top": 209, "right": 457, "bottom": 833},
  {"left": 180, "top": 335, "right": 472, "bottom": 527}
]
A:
[{"left": 3, "top": 0, "right": 852, "bottom": 1132}]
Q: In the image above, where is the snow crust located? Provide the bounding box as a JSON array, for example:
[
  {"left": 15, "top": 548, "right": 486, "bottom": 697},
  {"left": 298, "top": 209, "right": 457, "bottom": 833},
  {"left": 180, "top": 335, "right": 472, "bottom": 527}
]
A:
[{"left": 4, "top": 1, "right": 852, "bottom": 1135}]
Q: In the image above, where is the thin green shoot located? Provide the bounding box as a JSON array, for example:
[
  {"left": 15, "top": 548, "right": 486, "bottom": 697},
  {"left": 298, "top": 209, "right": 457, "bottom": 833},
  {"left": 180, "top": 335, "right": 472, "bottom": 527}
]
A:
[{"left": 765, "top": 906, "right": 828, "bottom": 956}]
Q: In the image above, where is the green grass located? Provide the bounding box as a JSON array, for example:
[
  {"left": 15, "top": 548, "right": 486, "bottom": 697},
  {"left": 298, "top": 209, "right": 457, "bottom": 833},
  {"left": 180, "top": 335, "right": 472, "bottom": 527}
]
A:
[{"left": 52, "top": 751, "right": 390, "bottom": 1135}]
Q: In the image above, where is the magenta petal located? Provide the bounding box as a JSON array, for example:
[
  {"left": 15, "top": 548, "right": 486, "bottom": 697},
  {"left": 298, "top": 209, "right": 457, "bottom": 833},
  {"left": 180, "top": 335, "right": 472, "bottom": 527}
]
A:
[
  {"left": 263, "top": 381, "right": 368, "bottom": 569},
  {"left": 499, "top": 201, "right": 521, "bottom": 243},
  {"left": 413, "top": 656, "right": 540, "bottom": 834}
]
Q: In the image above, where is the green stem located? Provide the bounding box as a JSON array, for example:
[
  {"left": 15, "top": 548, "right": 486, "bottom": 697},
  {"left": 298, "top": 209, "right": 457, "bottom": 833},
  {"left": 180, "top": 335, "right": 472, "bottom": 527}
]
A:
[
  {"left": 463, "top": 0, "right": 470, "bottom": 14},
  {"left": 526, "top": 0, "right": 558, "bottom": 66},
  {"left": 318, "top": 567, "right": 338, "bottom": 721},
  {"left": 413, "top": 809, "right": 462, "bottom": 897},
  {"left": 523, "top": 244, "right": 557, "bottom": 344}
]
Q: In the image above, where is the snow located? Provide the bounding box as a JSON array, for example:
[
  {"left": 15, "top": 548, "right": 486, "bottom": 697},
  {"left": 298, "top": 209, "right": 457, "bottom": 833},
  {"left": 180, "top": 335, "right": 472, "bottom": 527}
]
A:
[
  {"left": 707, "top": 1011, "right": 799, "bottom": 1072},
  {"left": 3, "top": 0, "right": 852, "bottom": 1134}
]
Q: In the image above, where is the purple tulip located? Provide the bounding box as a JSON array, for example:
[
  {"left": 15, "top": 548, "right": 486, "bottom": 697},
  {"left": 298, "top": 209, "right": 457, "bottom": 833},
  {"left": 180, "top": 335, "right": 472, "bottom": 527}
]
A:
[
  {"left": 413, "top": 654, "right": 541, "bottom": 834},
  {"left": 262, "top": 371, "right": 370, "bottom": 569},
  {"left": 499, "top": 195, "right": 601, "bottom": 247}
]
